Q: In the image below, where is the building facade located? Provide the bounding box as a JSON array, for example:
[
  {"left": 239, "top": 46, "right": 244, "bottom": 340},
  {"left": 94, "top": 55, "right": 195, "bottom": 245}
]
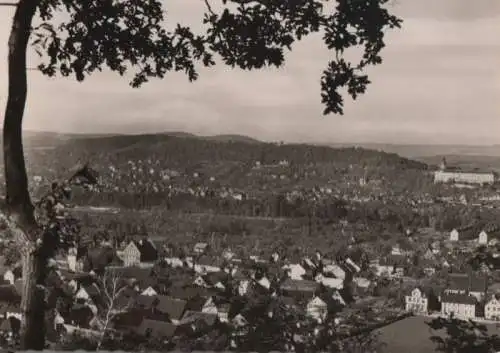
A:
[
  {"left": 434, "top": 170, "right": 495, "bottom": 185},
  {"left": 485, "top": 296, "right": 500, "bottom": 320},
  {"left": 434, "top": 158, "right": 495, "bottom": 185},
  {"left": 441, "top": 293, "right": 476, "bottom": 320},
  {"left": 405, "top": 288, "right": 428, "bottom": 314}
]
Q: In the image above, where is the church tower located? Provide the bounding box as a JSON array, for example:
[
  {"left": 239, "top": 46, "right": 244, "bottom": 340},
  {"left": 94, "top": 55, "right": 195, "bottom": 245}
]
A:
[{"left": 439, "top": 157, "right": 447, "bottom": 171}]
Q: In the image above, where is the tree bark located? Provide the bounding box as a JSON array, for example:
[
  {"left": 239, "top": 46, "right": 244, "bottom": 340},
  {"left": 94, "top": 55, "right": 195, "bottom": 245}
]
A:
[{"left": 3, "top": 0, "right": 45, "bottom": 349}]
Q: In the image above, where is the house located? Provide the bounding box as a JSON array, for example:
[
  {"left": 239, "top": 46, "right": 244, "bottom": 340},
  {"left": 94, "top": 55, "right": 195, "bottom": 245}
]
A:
[
  {"left": 445, "top": 273, "right": 487, "bottom": 301},
  {"left": 123, "top": 239, "right": 158, "bottom": 267},
  {"left": 178, "top": 310, "right": 218, "bottom": 332},
  {"left": 345, "top": 258, "right": 361, "bottom": 273},
  {"left": 282, "top": 264, "right": 306, "bottom": 280},
  {"left": 222, "top": 249, "right": 235, "bottom": 260},
  {"left": 75, "top": 284, "right": 100, "bottom": 314},
  {"left": 450, "top": 229, "right": 459, "bottom": 242},
  {"left": 391, "top": 246, "right": 402, "bottom": 255},
  {"left": 485, "top": 295, "right": 500, "bottom": 320},
  {"left": 478, "top": 231, "right": 488, "bottom": 245},
  {"left": 193, "top": 276, "right": 209, "bottom": 287},
  {"left": 421, "top": 259, "right": 437, "bottom": 276},
  {"left": 2, "top": 271, "right": 15, "bottom": 286},
  {"left": 165, "top": 257, "right": 184, "bottom": 268},
  {"left": 423, "top": 248, "right": 435, "bottom": 260},
  {"left": 315, "top": 274, "right": 343, "bottom": 290},
  {"left": 331, "top": 290, "right": 346, "bottom": 306},
  {"left": 306, "top": 296, "right": 328, "bottom": 322},
  {"left": 153, "top": 295, "right": 187, "bottom": 324},
  {"left": 84, "top": 245, "right": 123, "bottom": 273},
  {"left": 405, "top": 288, "right": 428, "bottom": 314},
  {"left": 201, "top": 297, "right": 218, "bottom": 315},
  {"left": 2, "top": 267, "right": 21, "bottom": 286},
  {"left": 434, "top": 159, "right": 495, "bottom": 185},
  {"left": 323, "top": 263, "right": 346, "bottom": 280},
  {"left": 441, "top": 293, "right": 477, "bottom": 320},
  {"left": 201, "top": 297, "right": 230, "bottom": 322},
  {"left": 373, "top": 262, "right": 393, "bottom": 278},
  {"left": 194, "top": 256, "right": 221, "bottom": 274},
  {"left": 280, "top": 279, "right": 320, "bottom": 301},
  {"left": 237, "top": 280, "right": 250, "bottom": 296},
  {"left": 67, "top": 247, "right": 83, "bottom": 272},
  {"left": 256, "top": 276, "right": 271, "bottom": 290},
  {"left": 193, "top": 242, "right": 208, "bottom": 255},
  {"left": 376, "top": 255, "right": 406, "bottom": 278},
  {"left": 353, "top": 277, "right": 371, "bottom": 290},
  {"left": 141, "top": 286, "right": 158, "bottom": 297},
  {"left": 232, "top": 313, "right": 248, "bottom": 327},
  {"left": 135, "top": 319, "right": 177, "bottom": 340}
]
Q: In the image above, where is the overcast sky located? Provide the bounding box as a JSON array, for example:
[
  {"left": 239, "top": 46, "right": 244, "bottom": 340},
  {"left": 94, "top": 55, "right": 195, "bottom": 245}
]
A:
[{"left": 0, "top": 0, "right": 499, "bottom": 145}]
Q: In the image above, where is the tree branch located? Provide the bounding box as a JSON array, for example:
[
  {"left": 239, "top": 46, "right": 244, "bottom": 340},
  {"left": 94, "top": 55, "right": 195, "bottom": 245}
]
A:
[{"left": 0, "top": 2, "right": 17, "bottom": 6}]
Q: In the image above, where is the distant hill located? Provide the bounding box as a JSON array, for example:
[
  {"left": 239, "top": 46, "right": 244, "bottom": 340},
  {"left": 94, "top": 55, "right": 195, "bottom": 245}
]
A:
[
  {"left": 17, "top": 129, "right": 500, "bottom": 175},
  {"left": 204, "top": 134, "right": 261, "bottom": 144},
  {"left": 329, "top": 143, "right": 500, "bottom": 158},
  {"left": 16, "top": 130, "right": 500, "bottom": 159},
  {"left": 49, "top": 132, "right": 426, "bottom": 170}
]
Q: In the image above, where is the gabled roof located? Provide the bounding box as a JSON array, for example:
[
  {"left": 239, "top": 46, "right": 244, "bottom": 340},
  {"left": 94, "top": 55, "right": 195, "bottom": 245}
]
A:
[
  {"left": 203, "top": 271, "right": 230, "bottom": 286},
  {"left": 380, "top": 254, "right": 407, "bottom": 267},
  {"left": 441, "top": 293, "right": 477, "bottom": 305},
  {"left": 135, "top": 294, "right": 157, "bottom": 309},
  {"left": 197, "top": 255, "right": 222, "bottom": 267},
  {"left": 134, "top": 295, "right": 187, "bottom": 320},
  {"left": 112, "top": 308, "right": 146, "bottom": 329},
  {"left": 184, "top": 295, "right": 208, "bottom": 312},
  {"left": 85, "top": 246, "right": 120, "bottom": 272},
  {"left": 167, "top": 285, "right": 214, "bottom": 301},
  {"left": 106, "top": 266, "right": 152, "bottom": 280},
  {"left": 135, "top": 319, "right": 177, "bottom": 339},
  {"left": 179, "top": 311, "right": 217, "bottom": 327},
  {"left": 194, "top": 242, "right": 208, "bottom": 250},
  {"left": 447, "top": 273, "right": 487, "bottom": 293},
  {"left": 280, "top": 279, "right": 320, "bottom": 293},
  {"left": 67, "top": 304, "right": 94, "bottom": 328},
  {"left": 133, "top": 239, "right": 158, "bottom": 263}
]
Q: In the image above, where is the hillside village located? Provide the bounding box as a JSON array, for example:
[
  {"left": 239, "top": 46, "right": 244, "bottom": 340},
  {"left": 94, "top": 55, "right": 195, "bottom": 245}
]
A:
[
  {"left": 0, "top": 221, "right": 500, "bottom": 348},
  {"left": 0, "top": 135, "right": 498, "bottom": 349}
]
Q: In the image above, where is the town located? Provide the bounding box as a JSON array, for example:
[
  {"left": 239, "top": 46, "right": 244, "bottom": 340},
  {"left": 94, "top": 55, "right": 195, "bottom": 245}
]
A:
[{"left": 0, "top": 135, "right": 499, "bottom": 351}]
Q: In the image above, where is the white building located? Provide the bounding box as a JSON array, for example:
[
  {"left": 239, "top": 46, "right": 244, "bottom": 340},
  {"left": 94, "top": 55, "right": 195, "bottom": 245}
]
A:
[
  {"left": 405, "top": 288, "right": 428, "bottom": 314},
  {"left": 282, "top": 264, "right": 306, "bottom": 280},
  {"left": 434, "top": 170, "right": 495, "bottom": 185},
  {"left": 441, "top": 294, "right": 477, "bottom": 320},
  {"left": 485, "top": 296, "right": 500, "bottom": 321},
  {"left": 450, "top": 229, "right": 459, "bottom": 242},
  {"left": 478, "top": 231, "right": 488, "bottom": 245},
  {"left": 434, "top": 159, "right": 495, "bottom": 185},
  {"left": 306, "top": 296, "right": 328, "bottom": 321}
]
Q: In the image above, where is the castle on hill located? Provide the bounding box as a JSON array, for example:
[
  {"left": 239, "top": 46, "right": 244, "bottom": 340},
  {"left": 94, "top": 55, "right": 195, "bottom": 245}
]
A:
[{"left": 433, "top": 157, "right": 496, "bottom": 185}]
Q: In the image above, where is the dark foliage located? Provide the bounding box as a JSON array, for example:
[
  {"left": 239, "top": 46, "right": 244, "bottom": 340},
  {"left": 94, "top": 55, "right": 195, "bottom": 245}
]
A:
[
  {"left": 32, "top": 0, "right": 402, "bottom": 115},
  {"left": 427, "top": 316, "right": 500, "bottom": 353}
]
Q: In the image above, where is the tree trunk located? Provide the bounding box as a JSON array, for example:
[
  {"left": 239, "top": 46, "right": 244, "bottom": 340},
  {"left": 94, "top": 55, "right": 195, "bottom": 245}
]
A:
[{"left": 3, "top": 0, "right": 44, "bottom": 349}]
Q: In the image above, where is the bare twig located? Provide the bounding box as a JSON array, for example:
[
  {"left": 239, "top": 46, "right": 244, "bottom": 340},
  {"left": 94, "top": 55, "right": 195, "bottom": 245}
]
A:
[{"left": 95, "top": 272, "right": 131, "bottom": 351}]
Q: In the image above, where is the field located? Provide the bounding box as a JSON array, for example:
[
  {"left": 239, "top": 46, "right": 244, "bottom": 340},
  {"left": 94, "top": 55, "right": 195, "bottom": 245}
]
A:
[{"left": 377, "top": 316, "right": 500, "bottom": 353}]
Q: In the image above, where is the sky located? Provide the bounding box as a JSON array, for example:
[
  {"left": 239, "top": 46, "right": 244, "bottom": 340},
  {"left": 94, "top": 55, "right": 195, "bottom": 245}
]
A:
[{"left": 0, "top": 0, "right": 499, "bottom": 145}]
